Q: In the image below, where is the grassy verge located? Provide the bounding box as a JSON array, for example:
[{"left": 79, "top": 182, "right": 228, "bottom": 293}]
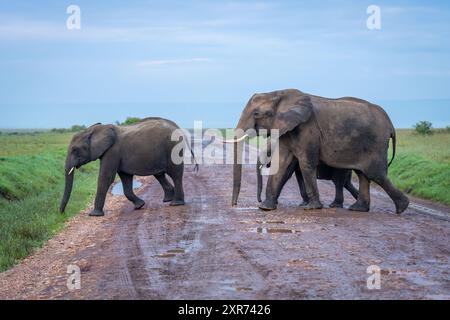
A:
[
  {"left": 388, "top": 129, "right": 450, "bottom": 205},
  {"left": 0, "top": 133, "right": 98, "bottom": 272}
]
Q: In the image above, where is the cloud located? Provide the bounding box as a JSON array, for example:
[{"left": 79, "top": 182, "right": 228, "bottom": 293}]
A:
[{"left": 138, "top": 58, "right": 212, "bottom": 67}]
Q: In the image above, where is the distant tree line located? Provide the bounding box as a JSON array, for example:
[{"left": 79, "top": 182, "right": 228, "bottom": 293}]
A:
[
  {"left": 48, "top": 118, "right": 143, "bottom": 134},
  {"left": 414, "top": 121, "right": 450, "bottom": 135},
  {"left": 50, "top": 124, "right": 87, "bottom": 133}
]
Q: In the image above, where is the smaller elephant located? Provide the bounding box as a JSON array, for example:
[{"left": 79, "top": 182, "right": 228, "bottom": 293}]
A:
[
  {"left": 60, "top": 118, "right": 197, "bottom": 217},
  {"left": 257, "top": 147, "right": 358, "bottom": 210}
]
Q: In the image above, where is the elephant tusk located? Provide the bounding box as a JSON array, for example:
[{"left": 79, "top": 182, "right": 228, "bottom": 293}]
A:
[
  {"left": 259, "top": 165, "right": 264, "bottom": 170},
  {"left": 68, "top": 167, "right": 75, "bottom": 176},
  {"left": 218, "top": 134, "right": 249, "bottom": 144}
]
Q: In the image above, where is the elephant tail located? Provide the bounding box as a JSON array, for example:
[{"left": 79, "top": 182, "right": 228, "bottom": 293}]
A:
[
  {"left": 388, "top": 130, "right": 396, "bottom": 167},
  {"left": 191, "top": 149, "right": 200, "bottom": 172},
  {"left": 183, "top": 134, "right": 199, "bottom": 172}
]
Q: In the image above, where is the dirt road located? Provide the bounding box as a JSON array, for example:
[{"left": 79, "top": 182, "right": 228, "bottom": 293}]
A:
[{"left": 0, "top": 156, "right": 449, "bottom": 299}]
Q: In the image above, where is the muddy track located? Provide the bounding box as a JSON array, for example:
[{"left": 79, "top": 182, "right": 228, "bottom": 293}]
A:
[{"left": 0, "top": 159, "right": 449, "bottom": 299}]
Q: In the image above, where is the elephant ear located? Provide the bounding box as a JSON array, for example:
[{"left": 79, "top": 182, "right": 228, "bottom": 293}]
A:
[
  {"left": 89, "top": 125, "right": 117, "bottom": 160},
  {"left": 273, "top": 91, "right": 313, "bottom": 136}
]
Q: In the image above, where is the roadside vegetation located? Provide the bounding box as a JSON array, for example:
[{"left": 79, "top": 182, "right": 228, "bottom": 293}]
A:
[
  {"left": 389, "top": 127, "right": 450, "bottom": 205},
  {"left": 0, "top": 131, "right": 98, "bottom": 272}
]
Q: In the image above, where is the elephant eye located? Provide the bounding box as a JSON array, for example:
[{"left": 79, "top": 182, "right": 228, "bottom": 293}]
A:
[
  {"left": 265, "top": 111, "right": 274, "bottom": 117},
  {"left": 253, "top": 110, "right": 262, "bottom": 118}
]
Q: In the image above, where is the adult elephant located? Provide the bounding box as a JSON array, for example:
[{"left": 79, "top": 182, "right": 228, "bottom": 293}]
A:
[
  {"left": 257, "top": 158, "right": 359, "bottom": 209},
  {"left": 60, "top": 117, "right": 197, "bottom": 217},
  {"left": 231, "top": 89, "right": 409, "bottom": 214}
]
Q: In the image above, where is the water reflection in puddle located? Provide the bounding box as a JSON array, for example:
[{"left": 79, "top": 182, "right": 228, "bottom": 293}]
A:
[
  {"left": 256, "top": 220, "right": 286, "bottom": 224},
  {"left": 112, "top": 181, "right": 143, "bottom": 196},
  {"left": 154, "top": 248, "right": 186, "bottom": 259},
  {"left": 255, "top": 227, "right": 297, "bottom": 234}
]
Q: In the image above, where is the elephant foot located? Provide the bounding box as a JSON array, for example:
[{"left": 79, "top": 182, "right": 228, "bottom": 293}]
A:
[
  {"left": 349, "top": 201, "right": 370, "bottom": 212},
  {"left": 258, "top": 200, "right": 277, "bottom": 211},
  {"left": 170, "top": 199, "right": 185, "bottom": 206},
  {"left": 329, "top": 201, "right": 344, "bottom": 208},
  {"left": 163, "top": 192, "right": 174, "bottom": 203},
  {"left": 89, "top": 209, "right": 105, "bottom": 217},
  {"left": 302, "top": 201, "right": 323, "bottom": 210},
  {"left": 299, "top": 201, "right": 309, "bottom": 208},
  {"left": 395, "top": 196, "right": 410, "bottom": 214},
  {"left": 134, "top": 199, "right": 145, "bottom": 210}
]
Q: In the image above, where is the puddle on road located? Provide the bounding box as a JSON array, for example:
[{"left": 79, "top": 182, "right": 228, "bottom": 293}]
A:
[
  {"left": 218, "top": 280, "right": 254, "bottom": 293},
  {"left": 112, "top": 181, "right": 143, "bottom": 196},
  {"left": 155, "top": 253, "right": 177, "bottom": 258},
  {"left": 154, "top": 248, "right": 186, "bottom": 259},
  {"left": 404, "top": 272, "right": 439, "bottom": 286},
  {"left": 167, "top": 249, "right": 186, "bottom": 254},
  {"left": 256, "top": 220, "right": 286, "bottom": 224},
  {"left": 255, "top": 227, "right": 297, "bottom": 234},
  {"left": 234, "top": 207, "right": 260, "bottom": 211}
]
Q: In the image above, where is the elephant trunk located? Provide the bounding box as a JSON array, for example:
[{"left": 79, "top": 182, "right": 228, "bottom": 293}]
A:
[
  {"left": 60, "top": 159, "right": 75, "bottom": 214},
  {"left": 257, "top": 160, "right": 263, "bottom": 203},
  {"left": 231, "top": 116, "right": 256, "bottom": 206},
  {"left": 232, "top": 140, "right": 243, "bottom": 206}
]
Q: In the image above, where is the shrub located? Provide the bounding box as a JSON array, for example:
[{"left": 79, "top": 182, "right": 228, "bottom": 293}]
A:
[
  {"left": 414, "top": 121, "right": 433, "bottom": 135},
  {"left": 70, "top": 125, "right": 87, "bottom": 132},
  {"left": 51, "top": 128, "right": 68, "bottom": 134},
  {"left": 120, "top": 117, "right": 141, "bottom": 126}
]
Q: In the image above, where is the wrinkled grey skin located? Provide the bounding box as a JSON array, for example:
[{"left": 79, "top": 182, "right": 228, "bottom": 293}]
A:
[
  {"left": 257, "top": 158, "right": 359, "bottom": 208},
  {"left": 233, "top": 89, "right": 409, "bottom": 214},
  {"left": 60, "top": 117, "right": 193, "bottom": 217}
]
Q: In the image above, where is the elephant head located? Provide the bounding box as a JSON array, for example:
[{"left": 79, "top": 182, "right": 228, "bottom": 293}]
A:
[
  {"left": 231, "top": 89, "right": 313, "bottom": 205},
  {"left": 60, "top": 124, "right": 117, "bottom": 213}
]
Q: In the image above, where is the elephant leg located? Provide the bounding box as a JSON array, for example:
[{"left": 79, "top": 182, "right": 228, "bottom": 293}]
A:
[
  {"left": 167, "top": 165, "right": 185, "bottom": 206},
  {"left": 344, "top": 176, "right": 359, "bottom": 201},
  {"left": 349, "top": 170, "right": 370, "bottom": 212},
  {"left": 154, "top": 173, "right": 175, "bottom": 203},
  {"left": 330, "top": 174, "right": 345, "bottom": 208},
  {"left": 118, "top": 172, "right": 145, "bottom": 210},
  {"left": 295, "top": 167, "right": 309, "bottom": 207},
  {"left": 373, "top": 175, "right": 409, "bottom": 214},
  {"left": 293, "top": 150, "right": 322, "bottom": 210},
  {"left": 275, "top": 159, "right": 297, "bottom": 204},
  {"left": 259, "top": 147, "right": 293, "bottom": 211},
  {"left": 91, "top": 161, "right": 117, "bottom": 217},
  {"left": 297, "top": 165, "right": 323, "bottom": 210}
]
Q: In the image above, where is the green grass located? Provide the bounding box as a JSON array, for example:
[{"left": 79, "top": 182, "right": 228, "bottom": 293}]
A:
[
  {"left": 388, "top": 129, "right": 450, "bottom": 205},
  {"left": 0, "top": 133, "right": 98, "bottom": 272}
]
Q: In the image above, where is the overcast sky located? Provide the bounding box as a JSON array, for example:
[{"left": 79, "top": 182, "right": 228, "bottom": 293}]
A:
[{"left": 1, "top": 0, "right": 449, "bottom": 128}]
